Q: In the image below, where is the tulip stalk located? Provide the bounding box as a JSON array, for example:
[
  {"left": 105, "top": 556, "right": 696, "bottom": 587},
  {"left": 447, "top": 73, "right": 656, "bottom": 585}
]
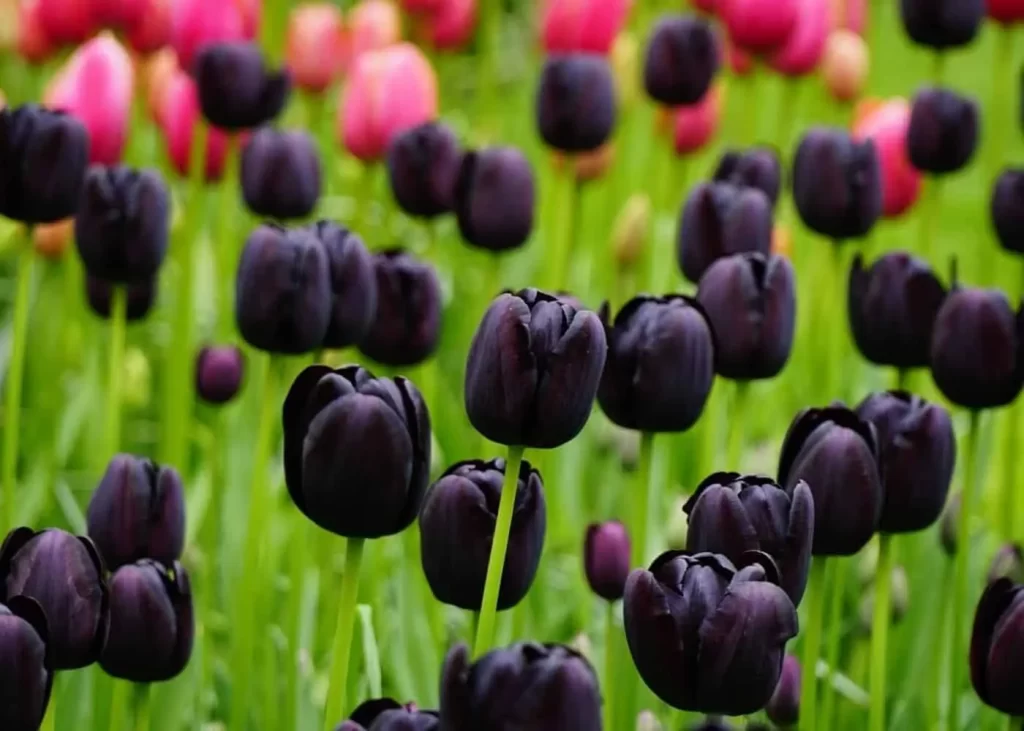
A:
[
  {"left": 603, "top": 601, "right": 616, "bottom": 731},
  {"left": 800, "top": 557, "right": 828, "bottom": 731},
  {"left": 323, "top": 536, "right": 366, "bottom": 731},
  {"left": 868, "top": 533, "right": 894, "bottom": 731},
  {"left": 726, "top": 382, "right": 749, "bottom": 469},
  {"left": 819, "top": 558, "right": 849, "bottom": 726},
  {"left": 215, "top": 135, "right": 240, "bottom": 341},
  {"left": 102, "top": 285, "right": 127, "bottom": 462},
  {"left": 547, "top": 168, "right": 580, "bottom": 293},
  {"left": 1, "top": 236, "right": 33, "bottom": 532},
  {"left": 631, "top": 432, "right": 655, "bottom": 569}
]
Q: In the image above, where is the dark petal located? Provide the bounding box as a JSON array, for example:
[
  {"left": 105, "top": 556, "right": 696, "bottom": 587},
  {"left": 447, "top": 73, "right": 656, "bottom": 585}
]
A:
[
  {"left": 349, "top": 698, "right": 403, "bottom": 727},
  {"left": 282, "top": 364, "right": 335, "bottom": 517},
  {"left": 970, "top": 579, "right": 1020, "bottom": 708},
  {"left": 454, "top": 147, "right": 535, "bottom": 252},
  {"left": 781, "top": 481, "right": 814, "bottom": 605},
  {"left": 241, "top": 129, "right": 321, "bottom": 219},
  {"left": 439, "top": 644, "right": 472, "bottom": 731},
  {"left": 685, "top": 486, "right": 760, "bottom": 559},
  {"left": 982, "top": 587, "right": 1024, "bottom": 714},
  {"left": 536, "top": 54, "right": 617, "bottom": 153},
  {"left": 0, "top": 596, "right": 51, "bottom": 731},
  {"left": 319, "top": 224, "right": 378, "bottom": 349}
]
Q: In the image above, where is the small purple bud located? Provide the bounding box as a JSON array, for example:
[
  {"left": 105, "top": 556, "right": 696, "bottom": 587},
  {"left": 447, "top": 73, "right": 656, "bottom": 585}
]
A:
[
  {"left": 584, "top": 521, "right": 631, "bottom": 601},
  {"left": 195, "top": 345, "right": 245, "bottom": 405}
]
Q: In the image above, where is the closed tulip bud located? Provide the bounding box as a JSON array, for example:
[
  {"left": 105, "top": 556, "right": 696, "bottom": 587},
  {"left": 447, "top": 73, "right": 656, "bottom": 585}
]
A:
[
  {"left": 712, "top": 147, "right": 782, "bottom": 207},
  {"left": 194, "top": 42, "right": 289, "bottom": 130},
  {"left": 766, "top": 655, "right": 801, "bottom": 726},
  {"left": 122, "top": 0, "right": 173, "bottom": 54},
  {"left": 991, "top": 169, "right": 1024, "bottom": 253},
  {"left": 196, "top": 345, "right": 245, "bottom": 404},
  {"left": 678, "top": 181, "right": 773, "bottom": 282},
  {"left": 0, "top": 528, "right": 108, "bottom": 670},
  {"left": 696, "top": 252, "right": 795, "bottom": 380},
  {"left": 644, "top": 15, "right": 719, "bottom": 106},
  {"left": 599, "top": 295, "right": 714, "bottom": 431},
  {"left": 86, "top": 275, "right": 157, "bottom": 322},
  {"left": 853, "top": 99, "right": 920, "bottom": 218},
  {"left": 338, "top": 698, "right": 440, "bottom": 730},
  {"left": 100, "top": 560, "right": 193, "bottom": 682},
  {"left": 0, "top": 596, "right": 52, "bottom": 731},
  {"left": 989, "top": 544, "right": 1024, "bottom": 585},
  {"left": 848, "top": 252, "right": 947, "bottom": 369},
  {"left": 0, "top": 104, "right": 88, "bottom": 224},
  {"left": 723, "top": 0, "right": 798, "bottom": 52},
  {"left": 33, "top": 218, "right": 73, "bottom": 260},
  {"left": 287, "top": 3, "right": 346, "bottom": 94},
  {"left": 359, "top": 250, "right": 440, "bottom": 365},
  {"left": 768, "top": 0, "right": 828, "bottom": 76},
  {"left": 907, "top": 88, "right": 979, "bottom": 174},
  {"left": 584, "top": 520, "right": 631, "bottom": 601},
  {"left": 453, "top": 147, "right": 535, "bottom": 251},
  {"left": 241, "top": 128, "right": 321, "bottom": 219},
  {"left": 419, "top": 458, "right": 545, "bottom": 610},
  {"left": 170, "top": 0, "right": 256, "bottom": 76},
  {"left": 899, "top": 0, "right": 983, "bottom": 50},
  {"left": 441, "top": 642, "right": 602, "bottom": 731},
  {"left": 342, "top": 43, "right": 438, "bottom": 163},
  {"left": 235, "top": 224, "right": 332, "bottom": 354},
  {"left": 158, "top": 70, "right": 235, "bottom": 180},
  {"left": 17, "top": 0, "right": 56, "bottom": 65},
  {"left": 75, "top": 166, "right": 170, "bottom": 284},
  {"left": 673, "top": 86, "right": 722, "bottom": 155},
  {"left": 86, "top": 454, "right": 185, "bottom": 569},
  {"left": 989, "top": 0, "right": 1024, "bottom": 23},
  {"left": 624, "top": 551, "right": 798, "bottom": 713},
  {"left": 792, "top": 127, "right": 881, "bottom": 239},
  {"left": 822, "top": 29, "right": 869, "bottom": 102},
  {"left": 612, "top": 193, "right": 651, "bottom": 269},
  {"left": 466, "top": 289, "right": 606, "bottom": 448},
  {"left": 37, "top": 0, "right": 98, "bottom": 45},
  {"left": 971, "top": 577, "right": 1024, "bottom": 714},
  {"left": 541, "top": 0, "right": 630, "bottom": 55},
  {"left": 283, "top": 365, "right": 431, "bottom": 537},
  {"left": 537, "top": 54, "right": 616, "bottom": 153},
  {"left": 941, "top": 493, "right": 960, "bottom": 557},
  {"left": 386, "top": 121, "right": 462, "bottom": 218},
  {"left": 422, "top": 0, "right": 477, "bottom": 50},
  {"left": 778, "top": 406, "right": 882, "bottom": 556},
  {"left": 349, "top": 0, "right": 402, "bottom": 59},
  {"left": 930, "top": 287, "right": 1024, "bottom": 409}
]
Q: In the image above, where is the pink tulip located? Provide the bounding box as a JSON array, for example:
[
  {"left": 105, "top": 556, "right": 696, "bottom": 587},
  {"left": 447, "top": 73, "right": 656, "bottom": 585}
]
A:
[
  {"left": 287, "top": 3, "right": 348, "bottom": 93},
  {"left": 830, "top": 0, "right": 867, "bottom": 34},
  {"left": 769, "top": 0, "right": 828, "bottom": 76},
  {"left": 726, "top": 38, "right": 755, "bottom": 75},
  {"left": 45, "top": 33, "right": 134, "bottom": 165},
  {"left": 17, "top": 0, "right": 56, "bottom": 65},
  {"left": 853, "top": 99, "right": 921, "bottom": 219},
  {"left": 423, "top": 0, "right": 476, "bottom": 50},
  {"left": 171, "top": 0, "right": 257, "bottom": 74},
  {"left": 123, "top": 0, "right": 172, "bottom": 54},
  {"left": 674, "top": 86, "right": 722, "bottom": 155},
  {"left": 340, "top": 42, "right": 437, "bottom": 162},
  {"left": 37, "top": 0, "right": 99, "bottom": 45},
  {"left": 349, "top": 0, "right": 402, "bottom": 60},
  {"left": 158, "top": 68, "right": 235, "bottom": 180},
  {"left": 401, "top": 0, "right": 441, "bottom": 10},
  {"left": 540, "top": 0, "right": 631, "bottom": 55},
  {"left": 989, "top": 0, "right": 1024, "bottom": 23},
  {"left": 722, "top": 0, "right": 798, "bottom": 53}
]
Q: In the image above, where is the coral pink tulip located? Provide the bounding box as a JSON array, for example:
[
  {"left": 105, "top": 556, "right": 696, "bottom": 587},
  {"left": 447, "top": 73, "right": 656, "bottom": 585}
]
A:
[
  {"left": 674, "top": 86, "right": 722, "bottom": 155},
  {"left": 423, "top": 0, "right": 476, "bottom": 50},
  {"left": 340, "top": 42, "right": 438, "bottom": 162},
  {"left": 822, "top": 28, "right": 868, "bottom": 102},
  {"left": 830, "top": 0, "right": 867, "bottom": 34},
  {"left": 989, "top": 0, "right": 1024, "bottom": 23},
  {"left": 36, "top": 0, "right": 99, "bottom": 46},
  {"left": 349, "top": 0, "right": 402, "bottom": 60},
  {"left": 17, "top": 0, "right": 56, "bottom": 64},
  {"left": 158, "top": 68, "right": 234, "bottom": 180},
  {"left": 45, "top": 33, "right": 134, "bottom": 165},
  {"left": 853, "top": 99, "right": 921, "bottom": 219},
  {"left": 142, "top": 47, "right": 179, "bottom": 122},
  {"left": 540, "top": 0, "right": 631, "bottom": 55},
  {"left": 122, "top": 0, "right": 173, "bottom": 54},
  {"left": 722, "top": 0, "right": 799, "bottom": 53},
  {"left": 769, "top": 0, "right": 828, "bottom": 75},
  {"left": 171, "top": 0, "right": 257, "bottom": 74},
  {"left": 286, "top": 3, "right": 348, "bottom": 93}
]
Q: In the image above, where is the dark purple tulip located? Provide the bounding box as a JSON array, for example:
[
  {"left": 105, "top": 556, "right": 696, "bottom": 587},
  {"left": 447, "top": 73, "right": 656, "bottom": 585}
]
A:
[
  {"left": 713, "top": 147, "right": 783, "bottom": 207},
  {"left": 623, "top": 551, "right": 798, "bottom": 714},
  {"left": 74, "top": 166, "right": 170, "bottom": 284},
  {"left": 0, "top": 104, "right": 88, "bottom": 224},
  {"left": 309, "top": 221, "right": 378, "bottom": 349},
  {"left": 337, "top": 698, "right": 440, "bottom": 730},
  {"left": 930, "top": 287, "right": 1024, "bottom": 410},
  {"left": 907, "top": 87, "right": 979, "bottom": 174},
  {"left": 440, "top": 642, "right": 602, "bottom": 731},
  {"left": 86, "top": 453, "right": 186, "bottom": 569},
  {"left": 283, "top": 365, "right": 431, "bottom": 538},
  {"left": 536, "top": 54, "right": 617, "bottom": 153},
  {"left": 598, "top": 294, "right": 714, "bottom": 432},
  {"left": 991, "top": 168, "right": 1024, "bottom": 254},
  {"left": 0, "top": 596, "right": 52, "bottom": 731},
  {"left": 684, "top": 473, "right": 814, "bottom": 605},
  {"left": 0, "top": 527, "right": 108, "bottom": 670},
  {"left": 453, "top": 147, "right": 535, "bottom": 252},
  {"left": 644, "top": 14, "right": 720, "bottom": 106},
  {"left": 86, "top": 275, "right": 157, "bottom": 321},
  {"left": 194, "top": 42, "right": 290, "bottom": 129},
  {"left": 240, "top": 128, "right": 321, "bottom": 219},
  {"left": 386, "top": 121, "right": 462, "bottom": 218},
  {"left": 766, "top": 655, "right": 801, "bottom": 726},
  {"left": 696, "top": 252, "right": 795, "bottom": 380},
  {"left": 777, "top": 406, "right": 882, "bottom": 556},
  {"left": 196, "top": 345, "right": 245, "bottom": 404},
  {"left": 848, "top": 251, "right": 947, "bottom": 369},
  {"left": 419, "top": 458, "right": 546, "bottom": 611},
  {"left": 792, "top": 127, "right": 882, "bottom": 240},
  {"left": 970, "top": 578, "right": 1024, "bottom": 714},
  {"left": 584, "top": 521, "right": 631, "bottom": 601},
  {"left": 678, "top": 181, "right": 773, "bottom": 283},
  {"left": 358, "top": 249, "right": 441, "bottom": 365},
  {"left": 466, "top": 289, "right": 606, "bottom": 448},
  {"left": 856, "top": 391, "right": 955, "bottom": 533},
  {"left": 988, "top": 544, "right": 1024, "bottom": 585},
  {"left": 100, "top": 560, "right": 193, "bottom": 682},
  {"left": 899, "top": 0, "right": 983, "bottom": 50}
]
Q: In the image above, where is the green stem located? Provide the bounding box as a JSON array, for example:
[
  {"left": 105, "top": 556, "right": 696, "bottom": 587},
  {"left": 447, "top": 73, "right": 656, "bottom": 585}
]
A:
[
  {"left": 103, "top": 285, "right": 126, "bottom": 462},
  {"left": 40, "top": 692, "right": 55, "bottom": 731},
  {"left": 819, "top": 558, "right": 848, "bottom": 727},
  {"left": 917, "top": 178, "right": 943, "bottom": 265},
  {"left": 216, "top": 134, "right": 240, "bottom": 342},
  {"left": 742, "top": 64, "right": 762, "bottom": 145},
  {"left": 726, "top": 381, "right": 749, "bottom": 470},
  {"left": 799, "top": 557, "right": 828, "bottom": 731},
  {"left": 869, "top": 534, "right": 894, "bottom": 731},
  {"left": 1003, "top": 402, "right": 1020, "bottom": 541},
  {"left": 110, "top": 680, "right": 130, "bottom": 731},
  {"left": 632, "top": 432, "right": 655, "bottom": 569},
  {"left": 323, "top": 536, "right": 366, "bottom": 731},
  {"left": 132, "top": 684, "right": 150, "bottom": 731},
  {"left": 474, "top": 0, "right": 501, "bottom": 142},
  {"left": 604, "top": 600, "right": 616, "bottom": 731},
  {"left": 933, "top": 51, "right": 947, "bottom": 85},
  {"left": 2, "top": 239, "right": 32, "bottom": 532},
  {"left": 547, "top": 168, "right": 578, "bottom": 293},
  {"left": 831, "top": 242, "right": 849, "bottom": 400},
  {"left": 472, "top": 444, "right": 526, "bottom": 657}
]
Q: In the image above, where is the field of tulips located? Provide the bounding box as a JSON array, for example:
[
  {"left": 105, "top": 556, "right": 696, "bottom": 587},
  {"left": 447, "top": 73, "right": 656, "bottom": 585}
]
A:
[{"left": 4, "top": 0, "right": 1024, "bottom": 729}]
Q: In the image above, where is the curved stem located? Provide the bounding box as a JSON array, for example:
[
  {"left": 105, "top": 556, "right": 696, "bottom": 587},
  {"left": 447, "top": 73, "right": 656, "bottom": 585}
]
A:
[
  {"left": 799, "top": 557, "right": 828, "bottom": 731},
  {"left": 2, "top": 239, "right": 32, "bottom": 532},
  {"left": 869, "top": 534, "right": 894, "bottom": 731},
  {"left": 632, "top": 432, "right": 655, "bottom": 569},
  {"left": 103, "top": 285, "right": 126, "bottom": 463},
  {"left": 323, "top": 536, "right": 366, "bottom": 731},
  {"left": 603, "top": 601, "right": 617, "bottom": 731}
]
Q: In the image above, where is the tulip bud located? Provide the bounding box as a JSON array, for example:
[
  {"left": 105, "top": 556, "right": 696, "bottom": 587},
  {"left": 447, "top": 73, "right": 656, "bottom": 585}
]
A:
[
  {"left": 768, "top": 0, "right": 828, "bottom": 76},
  {"left": 612, "top": 193, "right": 651, "bottom": 269},
  {"left": 17, "top": 0, "right": 55, "bottom": 65},
  {"left": 822, "top": 30, "right": 869, "bottom": 102},
  {"left": 766, "top": 655, "right": 801, "bottom": 726},
  {"left": 348, "top": 0, "right": 402, "bottom": 59},
  {"left": 899, "top": 0, "right": 983, "bottom": 50},
  {"left": 0, "top": 596, "right": 51, "bottom": 731},
  {"left": 989, "top": 0, "right": 1024, "bottom": 23},
  {"left": 33, "top": 218, "right": 73, "bottom": 260},
  {"left": 853, "top": 99, "right": 920, "bottom": 219},
  {"left": 196, "top": 345, "right": 245, "bottom": 405},
  {"left": 992, "top": 169, "right": 1024, "bottom": 254},
  {"left": 673, "top": 86, "right": 722, "bottom": 155},
  {"left": 712, "top": 147, "right": 782, "bottom": 207},
  {"left": 422, "top": 0, "right": 477, "bottom": 50},
  {"left": 240, "top": 128, "right": 321, "bottom": 219},
  {"left": 970, "top": 577, "right": 1024, "bottom": 714},
  {"left": 541, "top": 0, "right": 630, "bottom": 55},
  {"left": 358, "top": 249, "right": 441, "bottom": 365},
  {"left": 858, "top": 565, "right": 909, "bottom": 630},
  {"left": 170, "top": 0, "right": 256, "bottom": 75},
  {"left": 907, "top": 87, "right": 979, "bottom": 175},
  {"left": 940, "top": 493, "right": 960, "bottom": 556},
  {"left": 419, "top": 458, "right": 546, "bottom": 610},
  {"left": 723, "top": 0, "right": 799, "bottom": 53},
  {"left": 584, "top": 520, "right": 631, "bottom": 601},
  {"left": 830, "top": 0, "right": 869, "bottom": 34},
  {"left": 537, "top": 54, "right": 617, "bottom": 153},
  {"left": 122, "top": 0, "right": 173, "bottom": 54},
  {"left": 37, "top": 0, "right": 98, "bottom": 45},
  {"left": 286, "top": 3, "right": 347, "bottom": 94},
  {"left": 644, "top": 15, "right": 719, "bottom": 106},
  {"left": 386, "top": 121, "right": 462, "bottom": 218},
  {"left": 194, "top": 42, "right": 290, "bottom": 131},
  {"left": 988, "top": 544, "right": 1024, "bottom": 585},
  {"left": 158, "top": 70, "right": 235, "bottom": 180},
  {"left": 337, "top": 698, "right": 440, "bottom": 730},
  {"left": 453, "top": 146, "right": 535, "bottom": 251},
  {"left": 86, "top": 276, "right": 157, "bottom": 322},
  {"left": 678, "top": 181, "right": 773, "bottom": 282}
]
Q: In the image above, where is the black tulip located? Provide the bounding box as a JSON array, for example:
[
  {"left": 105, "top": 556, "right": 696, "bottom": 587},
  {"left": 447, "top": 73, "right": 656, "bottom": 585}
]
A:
[
  {"left": 713, "top": 147, "right": 783, "bottom": 207},
  {"left": 0, "top": 527, "right": 108, "bottom": 670},
  {"left": 792, "top": 127, "right": 882, "bottom": 240},
  {"left": 283, "top": 365, "right": 431, "bottom": 538},
  {"left": 309, "top": 221, "right": 378, "bottom": 349},
  {"left": 907, "top": 87, "right": 980, "bottom": 174},
  {"left": 644, "top": 14, "right": 720, "bottom": 106},
  {"left": 386, "top": 121, "right": 462, "bottom": 218},
  {"left": 240, "top": 128, "right": 321, "bottom": 219},
  {"left": 100, "top": 560, "right": 193, "bottom": 682},
  {"left": 678, "top": 181, "right": 773, "bottom": 283},
  {"left": 777, "top": 406, "right": 882, "bottom": 556},
  {"left": 584, "top": 520, "right": 631, "bottom": 601},
  {"left": 466, "top": 289, "right": 607, "bottom": 448},
  {"left": 453, "top": 147, "right": 535, "bottom": 252},
  {"left": 358, "top": 249, "right": 441, "bottom": 365},
  {"left": 684, "top": 473, "right": 814, "bottom": 605},
  {"left": 536, "top": 54, "right": 617, "bottom": 153},
  {"left": 766, "top": 655, "right": 801, "bottom": 727},
  {"left": 848, "top": 252, "right": 947, "bottom": 369},
  {"left": 856, "top": 391, "right": 955, "bottom": 533},
  {"left": 930, "top": 286, "right": 1024, "bottom": 410},
  {"left": 74, "top": 166, "right": 170, "bottom": 284},
  {"left": 623, "top": 551, "right": 798, "bottom": 714},
  {"left": 992, "top": 168, "right": 1024, "bottom": 254},
  {"left": 338, "top": 698, "right": 440, "bottom": 730},
  {"left": 0, "top": 104, "right": 89, "bottom": 224},
  {"left": 419, "top": 458, "right": 545, "bottom": 611},
  {"left": 196, "top": 345, "right": 245, "bottom": 404},
  {"left": 440, "top": 642, "right": 602, "bottom": 731},
  {"left": 0, "top": 596, "right": 52, "bottom": 731},
  {"left": 86, "top": 454, "right": 186, "bottom": 570},
  {"left": 970, "top": 578, "right": 1024, "bottom": 714},
  {"left": 86, "top": 275, "right": 157, "bottom": 321},
  {"left": 598, "top": 294, "right": 714, "bottom": 432},
  {"left": 193, "top": 42, "right": 290, "bottom": 130},
  {"left": 235, "top": 223, "right": 332, "bottom": 354},
  {"left": 899, "top": 0, "right": 983, "bottom": 50},
  {"left": 696, "top": 252, "right": 795, "bottom": 380}
]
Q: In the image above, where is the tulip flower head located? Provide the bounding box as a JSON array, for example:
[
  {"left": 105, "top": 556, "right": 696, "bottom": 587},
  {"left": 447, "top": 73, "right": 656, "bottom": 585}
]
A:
[
  {"left": 17, "top": 0, "right": 56, "bottom": 65},
  {"left": 673, "top": 85, "right": 722, "bottom": 155},
  {"left": 989, "top": 0, "right": 1024, "bottom": 23},
  {"left": 286, "top": 3, "right": 347, "bottom": 93},
  {"left": 37, "top": 0, "right": 98, "bottom": 46},
  {"left": 240, "top": 128, "right": 321, "bottom": 219},
  {"left": 421, "top": 0, "right": 477, "bottom": 50},
  {"left": 644, "top": 15, "right": 720, "bottom": 106},
  {"left": 541, "top": 0, "right": 631, "bottom": 55},
  {"left": 853, "top": 98, "right": 921, "bottom": 219},
  {"left": 171, "top": 0, "right": 257, "bottom": 75},
  {"left": 536, "top": 53, "right": 617, "bottom": 153},
  {"left": 158, "top": 69, "right": 235, "bottom": 180},
  {"left": 992, "top": 168, "right": 1024, "bottom": 254},
  {"left": 768, "top": 0, "right": 828, "bottom": 76},
  {"left": 822, "top": 29, "right": 869, "bottom": 102},
  {"left": 907, "top": 87, "right": 980, "bottom": 175},
  {"left": 348, "top": 0, "right": 402, "bottom": 59},
  {"left": 900, "top": 0, "right": 983, "bottom": 50},
  {"left": 195, "top": 345, "right": 245, "bottom": 405},
  {"left": 971, "top": 578, "right": 1024, "bottom": 714},
  {"left": 453, "top": 146, "right": 536, "bottom": 251},
  {"left": 386, "top": 121, "right": 463, "bottom": 218},
  {"left": 309, "top": 221, "right": 378, "bottom": 350},
  {"left": 194, "top": 42, "right": 290, "bottom": 130},
  {"left": 0, "top": 596, "right": 52, "bottom": 731},
  {"left": 584, "top": 520, "right": 631, "bottom": 601},
  {"left": 121, "top": 0, "right": 173, "bottom": 54},
  {"left": 712, "top": 147, "right": 782, "bottom": 208},
  {"left": 338, "top": 698, "right": 440, "bottom": 730},
  {"left": 722, "top": 0, "right": 798, "bottom": 54},
  {"left": 359, "top": 249, "right": 441, "bottom": 365}
]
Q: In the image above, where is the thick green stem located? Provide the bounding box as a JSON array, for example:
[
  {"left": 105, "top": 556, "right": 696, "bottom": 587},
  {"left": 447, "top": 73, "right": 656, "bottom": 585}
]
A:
[
  {"left": 216, "top": 134, "right": 240, "bottom": 342},
  {"left": 603, "top": 600, "right": 616, "bottom": 731},
  {"left": 103, "top": 285, "right": 126, "bottom": 462},
  {"left": 473, "top": 444, "right": 526, "bottom": 656},
  {"left": 323, "top": 536, "right": 366, "bottom": 731},
  {"left": 800, "top": 558, "right": 828, "bottom": 731},
  {"left": 830, "top": 242, "right": 849, "bottom": 400},
  {"left": 132, "top": 684, "right": 150, "bottom": 731},
  {"left": 725, "top": 381, "right": 749, "bottom": 470},
  {"left": 547, "top": 168, "right": 578, "bottom": 293},
  {"left": 917, "top": 178, "right": 943, "bottom": 265},
  {"left": 2, "top": 240, "right": 32, "bottom": 532},
  {"left": 632, "top": 432, "right": 655, "bottom": 569},
  {"left": 869, "top": 534, "right": 894, "bottom": 731},
  {"left": 819, "top": 558, "right": 848, "bottom": 727}
]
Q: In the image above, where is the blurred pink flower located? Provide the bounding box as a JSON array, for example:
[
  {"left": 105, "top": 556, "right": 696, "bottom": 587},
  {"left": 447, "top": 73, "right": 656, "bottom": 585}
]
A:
[
  {"left": 853, "top": 99, "right": 921, "bottom": 219},
  {"left": 37, "top": 0, "right": 99, "bottom": 45},
  {"left": 123, "top": 0, "right": 173, "bottom": 54},
  {"left": 722, "top": 0, "right": 798, "bottom": 53},
  {"left": 349, "top": 0, "right": 401, "bottom": 60},
  {"left": 726, "top": 37, "right": 755, "bottom": 75},
  {"left": 158, "top": 68, "right": 235, "bottom": 180},
  {"left": 769, "top": 0, "right": 828, "bottom": 76},
  {"left": 674, "top": 86, "right": 722, "bottom": 155},
  {"left": 171, "top": 0, "right": 258, "bottom": 74},
  {"left": 423, "top": 0, "right": 476, "bottom": 50},
  {"left": 17, "top": 0, "right": 56, "bottom": 64},
  {"left": 286, "top": 3, "right": 348, "bottom": 93},
  {"left": 988, "top": 0, "right": 1024, "bottom": 23},
  {"left": 540, "top": 0, "right": 631, "bottom": 55},
  {"left": 830, "top": 0, "right": 867, "bottom": 34}
]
